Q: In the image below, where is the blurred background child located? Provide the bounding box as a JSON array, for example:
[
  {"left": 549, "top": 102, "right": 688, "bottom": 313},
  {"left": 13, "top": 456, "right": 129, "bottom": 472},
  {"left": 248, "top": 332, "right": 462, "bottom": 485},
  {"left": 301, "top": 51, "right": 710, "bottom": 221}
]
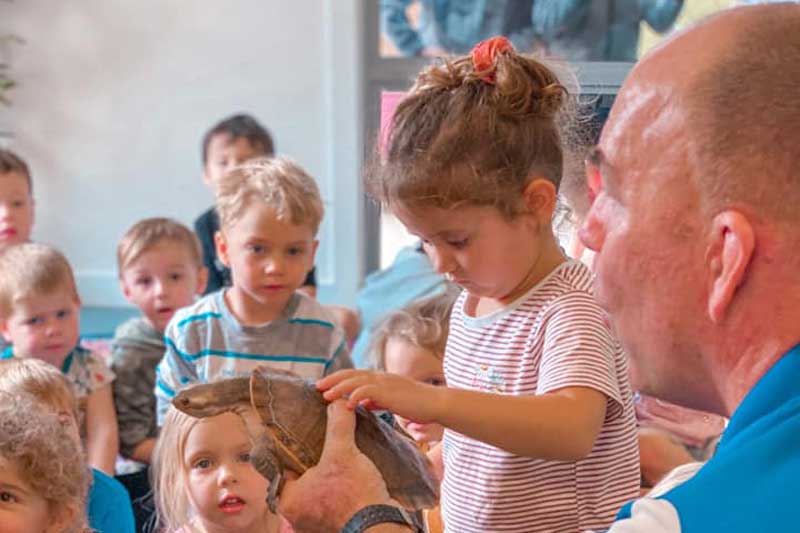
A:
[
  {"left": 367, "top": 287, "right": 458, "bottom": 533},
  {"left": 0, "top": 391, "right": 89, "bottom": 533},
  {"left": 0, "top": 149, "right": 34, "bottom": 252},
  {"left": 114, "top": 217, "right": 208, "bottom": 465},
  {"left": 0, "top": 243, "right": 119, "bottom": 476},
  {"left": 367, "top": 287, "right": 459, "bottom": 447},
  {"left": 0, "top": 149, "right": 36, "bottom": 355},
  {"left": 152, "top": 406, "right": 280, "bottom": 533},
  {"left": 0, "top": 358, "right": 134, "bottom": 533},
  {"left": 113, "top": 217, "right": 209, "bottom": 530}
]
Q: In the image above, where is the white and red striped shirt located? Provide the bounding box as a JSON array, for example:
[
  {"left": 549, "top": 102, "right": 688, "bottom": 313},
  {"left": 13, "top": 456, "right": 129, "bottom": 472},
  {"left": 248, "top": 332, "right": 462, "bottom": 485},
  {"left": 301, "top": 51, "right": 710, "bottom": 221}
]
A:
[{"left": 441, "top": 261, "right": 639, "bottom": 533}]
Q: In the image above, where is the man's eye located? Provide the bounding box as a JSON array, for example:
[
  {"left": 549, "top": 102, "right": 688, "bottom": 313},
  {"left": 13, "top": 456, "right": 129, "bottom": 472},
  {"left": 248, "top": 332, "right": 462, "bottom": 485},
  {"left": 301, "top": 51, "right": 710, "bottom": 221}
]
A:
[{"left": 0, "top": 491, "right": 18, "bottom": 503}]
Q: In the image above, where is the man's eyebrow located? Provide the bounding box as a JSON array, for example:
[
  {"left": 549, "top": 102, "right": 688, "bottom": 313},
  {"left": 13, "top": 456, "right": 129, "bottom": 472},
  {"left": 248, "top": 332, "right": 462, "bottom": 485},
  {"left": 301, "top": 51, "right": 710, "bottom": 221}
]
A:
[{"left": 586, "top": 146, "right": 617, "bottom": 190}]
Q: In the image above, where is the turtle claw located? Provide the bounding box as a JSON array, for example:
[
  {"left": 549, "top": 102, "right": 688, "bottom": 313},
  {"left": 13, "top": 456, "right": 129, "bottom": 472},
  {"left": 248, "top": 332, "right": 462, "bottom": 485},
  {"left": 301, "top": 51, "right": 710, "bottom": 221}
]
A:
[{"left": 267, "top": 470, "right": 284, "bottom": 514}]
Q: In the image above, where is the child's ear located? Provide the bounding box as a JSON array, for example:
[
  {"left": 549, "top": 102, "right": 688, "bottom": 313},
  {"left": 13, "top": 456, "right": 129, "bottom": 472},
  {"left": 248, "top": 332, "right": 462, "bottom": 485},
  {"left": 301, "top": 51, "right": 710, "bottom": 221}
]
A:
[
  {"left": 522, "top": 178, "right": 557, "bottom": 218},
  {"left": 196, "top": 266, "right": 209, "bottom": 295},
  {"left": 214, "top": 230, "right": 231, "bottom": 267},
  {"left": 310, "top": 239, "right": 319, "bottom": 263},
  {"left": 45, "top": 502, "right": 77, "bottom": 533},
  {"left": 119, "top": 278, "right": 133, "bottom": 302}
]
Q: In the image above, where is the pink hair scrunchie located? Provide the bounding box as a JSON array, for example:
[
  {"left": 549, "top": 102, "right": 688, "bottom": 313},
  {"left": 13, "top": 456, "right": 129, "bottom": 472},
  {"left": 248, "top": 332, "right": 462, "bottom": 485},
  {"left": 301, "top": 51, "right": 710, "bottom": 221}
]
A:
[{"left": 471, "top": 36, "right": 515, "bottom": 84}]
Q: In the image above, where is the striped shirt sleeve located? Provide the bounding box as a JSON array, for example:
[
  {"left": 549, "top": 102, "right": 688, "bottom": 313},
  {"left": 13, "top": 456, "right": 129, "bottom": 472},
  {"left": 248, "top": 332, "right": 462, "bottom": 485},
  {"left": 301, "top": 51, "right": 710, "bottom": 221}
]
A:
[
  {"left": 324, "top": 337, "right": 354, "bottom": 375},
  {"left": 154, "top": 321, "right": 198, "bottom": 425},
  {"left": 538, "top": 290, "right": 624, "bottom": 417}
]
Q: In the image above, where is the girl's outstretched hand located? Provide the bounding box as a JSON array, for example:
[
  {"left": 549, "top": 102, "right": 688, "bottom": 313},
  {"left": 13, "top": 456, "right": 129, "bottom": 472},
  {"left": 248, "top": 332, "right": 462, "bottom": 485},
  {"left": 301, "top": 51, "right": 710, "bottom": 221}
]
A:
[{"left": 317, "top": 369, "right": 444, "bottom": 425}]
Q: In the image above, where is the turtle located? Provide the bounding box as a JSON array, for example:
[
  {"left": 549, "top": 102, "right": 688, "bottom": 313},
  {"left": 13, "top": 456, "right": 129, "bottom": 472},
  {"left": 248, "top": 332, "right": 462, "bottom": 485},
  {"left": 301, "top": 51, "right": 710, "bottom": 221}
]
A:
[{"left": 172, "top": 367, "right": 440, "bottom": 513}]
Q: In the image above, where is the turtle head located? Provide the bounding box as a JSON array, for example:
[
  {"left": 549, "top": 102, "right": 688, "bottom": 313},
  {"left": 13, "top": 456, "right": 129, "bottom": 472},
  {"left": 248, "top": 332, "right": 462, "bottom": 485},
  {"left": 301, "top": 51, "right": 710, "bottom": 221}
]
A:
[{"left": 172, "top": 377, "right": 252, "bottom": 417}]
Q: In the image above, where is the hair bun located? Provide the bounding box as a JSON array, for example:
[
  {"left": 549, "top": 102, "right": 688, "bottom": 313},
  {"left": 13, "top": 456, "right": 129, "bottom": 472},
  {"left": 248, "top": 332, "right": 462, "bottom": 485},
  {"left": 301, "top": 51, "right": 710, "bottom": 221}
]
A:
[{"left": 471, "top": 36, "right": 515, "bottom": 84}]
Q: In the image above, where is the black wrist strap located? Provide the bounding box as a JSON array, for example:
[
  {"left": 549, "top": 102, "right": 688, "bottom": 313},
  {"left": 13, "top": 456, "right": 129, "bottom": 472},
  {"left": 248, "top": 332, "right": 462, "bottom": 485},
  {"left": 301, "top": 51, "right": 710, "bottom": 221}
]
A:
[{"left": 340, "top": 504, "right": 423, "bottom": 533}]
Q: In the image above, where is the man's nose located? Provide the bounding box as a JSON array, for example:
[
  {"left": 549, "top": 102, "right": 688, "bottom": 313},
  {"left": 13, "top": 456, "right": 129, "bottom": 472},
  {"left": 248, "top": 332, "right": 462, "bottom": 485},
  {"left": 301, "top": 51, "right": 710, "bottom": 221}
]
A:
[{"left": 578, "top": 211, "right": 605, "bottom": 252}]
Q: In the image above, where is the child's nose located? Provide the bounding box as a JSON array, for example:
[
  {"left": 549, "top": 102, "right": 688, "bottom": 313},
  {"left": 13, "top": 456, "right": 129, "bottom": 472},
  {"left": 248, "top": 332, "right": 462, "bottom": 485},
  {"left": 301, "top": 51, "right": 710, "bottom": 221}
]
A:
[
  {"left": 218, "top": 462, "right": 238, "bottom": 486},
  {"left": 264, "top": 256, "right": 284, "bottom": 274},
  {"left": 154, "top": 280, "right": 167, "bottom": 296},
  {"left": 428, "top": 247, "right": 455, "bottom": 276}
]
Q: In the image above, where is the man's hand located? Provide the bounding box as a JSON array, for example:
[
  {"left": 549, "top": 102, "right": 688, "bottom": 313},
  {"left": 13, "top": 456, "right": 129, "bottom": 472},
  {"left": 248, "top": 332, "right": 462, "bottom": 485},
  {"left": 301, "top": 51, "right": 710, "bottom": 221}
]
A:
[{"left": 278, "top": 400, "right": 399, "bottom": 532}]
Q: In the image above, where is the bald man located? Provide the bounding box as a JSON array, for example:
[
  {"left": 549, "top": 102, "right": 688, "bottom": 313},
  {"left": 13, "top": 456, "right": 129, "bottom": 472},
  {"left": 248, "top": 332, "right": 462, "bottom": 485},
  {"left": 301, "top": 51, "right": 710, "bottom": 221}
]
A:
[{"left": 277, "top": 5, "right": 800, "bottom": 532}]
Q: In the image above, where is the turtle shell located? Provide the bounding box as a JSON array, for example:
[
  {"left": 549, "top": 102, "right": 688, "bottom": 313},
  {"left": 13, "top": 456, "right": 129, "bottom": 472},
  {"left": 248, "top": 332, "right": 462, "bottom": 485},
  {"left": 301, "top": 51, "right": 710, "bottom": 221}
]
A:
[{"left": 172, "top": 367, "right": 439, "bottom": 511}]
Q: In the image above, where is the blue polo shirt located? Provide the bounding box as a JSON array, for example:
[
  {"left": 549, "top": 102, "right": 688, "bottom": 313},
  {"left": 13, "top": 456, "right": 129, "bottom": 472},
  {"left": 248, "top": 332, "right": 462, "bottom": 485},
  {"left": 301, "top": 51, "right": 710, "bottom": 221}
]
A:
[
  {"left": 610, "top": 344, "right": 800, "bottom": 532},
  {"left": 89, "top": 468, "right": 135, "bottom": 533}
]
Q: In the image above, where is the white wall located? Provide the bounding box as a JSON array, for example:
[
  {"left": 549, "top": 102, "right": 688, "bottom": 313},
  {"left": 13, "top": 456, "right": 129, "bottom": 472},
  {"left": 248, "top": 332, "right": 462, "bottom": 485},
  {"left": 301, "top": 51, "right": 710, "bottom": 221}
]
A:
[{"left": 1, "top": 0, "right": 364, "bottom": 307}]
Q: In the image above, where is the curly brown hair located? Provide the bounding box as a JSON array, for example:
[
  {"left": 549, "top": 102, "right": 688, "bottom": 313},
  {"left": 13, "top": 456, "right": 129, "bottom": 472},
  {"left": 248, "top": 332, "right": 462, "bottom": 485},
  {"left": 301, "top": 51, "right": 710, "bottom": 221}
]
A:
[
  {"left": 368, "top": 44, "right": 581, "bottom": 218},
  {"left": 367, "top": 286, "right": 460, "bottom": 371},
  {"left": 0, "top": 392, "right": 89, "bottom": 533}
]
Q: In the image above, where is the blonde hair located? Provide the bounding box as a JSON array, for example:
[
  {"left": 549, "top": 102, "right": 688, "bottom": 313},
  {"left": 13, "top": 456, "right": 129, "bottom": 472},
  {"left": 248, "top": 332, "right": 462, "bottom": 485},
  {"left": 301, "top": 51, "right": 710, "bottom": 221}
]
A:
[
  {"left": 117, "top": 217, "right": 203, "bottom": 274},
  {"left": 369, "top": 43, "right": 579, "bottom": 219},
  {"left": 152, "top": 406, "right": 201, "bottom": 532},
  {"left": 367, "top": 286, "right": 460, "bottom": 371},
  {"left": 215, "top": 157, "right": 324, "bottom": 235},
  {"left": 0, "top": 243, "right": 78, "bottom": 319},
  {"left": 0, "top": 358, "right": 79, "bottom": 419},
  {"left": 0, "top": 391, "right": 90, "bottom": 533}
]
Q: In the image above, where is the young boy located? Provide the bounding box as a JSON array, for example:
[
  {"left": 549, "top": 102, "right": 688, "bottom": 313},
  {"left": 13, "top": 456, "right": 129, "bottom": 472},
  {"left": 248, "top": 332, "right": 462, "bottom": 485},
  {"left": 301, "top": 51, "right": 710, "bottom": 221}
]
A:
[
  {"left": 113, "top": 217, "right": 208, "bottom": 466},
  {"left": 0, "top": 148, "right": 34, "bottom": 252},
  {"left": 0, "top": 358, "right": 135, "bottom": 533},
  {"left": 195, "top": 113, "right": 317, "bottom": 295},
  {"left": 0, "top": 149, "right": 35, "bottom": 354},
  {"left": 0, "top": 243, "right": 119, "bottom": 476},
  {"left": 155, "top": 157, "right": 353, "bottom": 422}
]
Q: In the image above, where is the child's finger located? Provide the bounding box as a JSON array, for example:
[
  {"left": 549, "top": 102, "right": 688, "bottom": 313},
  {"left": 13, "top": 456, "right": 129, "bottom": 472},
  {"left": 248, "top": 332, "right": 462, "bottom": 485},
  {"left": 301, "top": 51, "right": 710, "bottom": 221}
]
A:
[
  {"left": 316, "top": 369, "right": 365, "bottom": 391},
  {"left": 347, "top": 385, "right": 383, "bottom": 410},
  {"left": 322, "top": 375, "right": 372, "bottom": 402}
]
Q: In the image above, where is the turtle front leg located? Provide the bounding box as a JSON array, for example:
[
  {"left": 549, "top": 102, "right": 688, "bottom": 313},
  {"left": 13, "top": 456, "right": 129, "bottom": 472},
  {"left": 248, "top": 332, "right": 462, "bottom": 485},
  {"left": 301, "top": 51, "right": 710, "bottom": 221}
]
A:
[
  {"left": 266, "top": 470, "right": 285, "bottom": 514},
  {"left": 250, "top": 430, "right": 286, "bottom": 514}
]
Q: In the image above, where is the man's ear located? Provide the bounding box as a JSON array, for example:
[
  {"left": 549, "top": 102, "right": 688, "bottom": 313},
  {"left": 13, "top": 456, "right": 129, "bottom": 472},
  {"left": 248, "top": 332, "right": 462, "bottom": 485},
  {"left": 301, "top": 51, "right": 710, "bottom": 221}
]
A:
[
  {"left": 0, "top": 320, "right": 11, "bottom": 343},
  {"left": 522, "top": 178, "right": 557, "bottom": 221},
  {"left": 706, "top": 210, "right": 755, "bottom": 324},
  {"left": 196, "top": 266, "right": 209, "bottom": 295},
  {"left": 215, "top": 230, "right": 231, "bottom": 268}
]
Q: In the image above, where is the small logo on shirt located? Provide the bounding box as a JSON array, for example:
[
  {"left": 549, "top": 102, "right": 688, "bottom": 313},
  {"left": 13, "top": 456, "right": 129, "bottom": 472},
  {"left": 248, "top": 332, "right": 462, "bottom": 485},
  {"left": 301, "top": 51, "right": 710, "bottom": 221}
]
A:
[{"left": 472, "top": 364, "right": 505, "bottom": 393}]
